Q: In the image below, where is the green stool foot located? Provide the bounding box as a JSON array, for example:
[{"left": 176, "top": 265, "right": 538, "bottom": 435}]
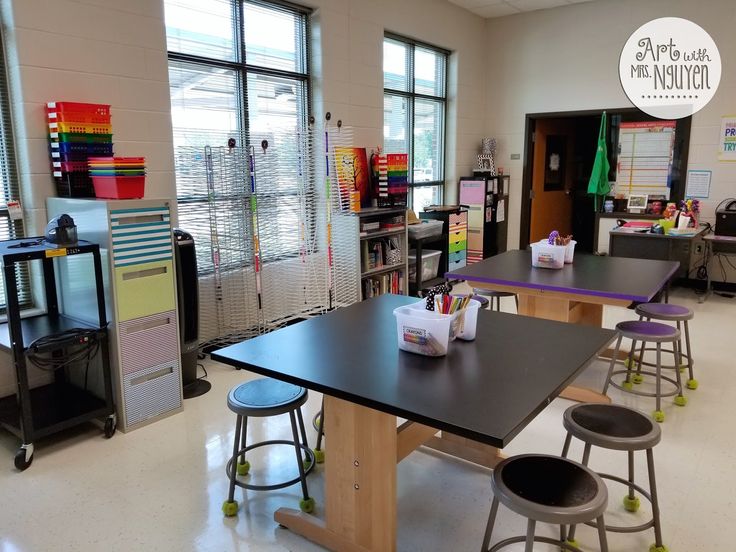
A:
[
  {"left": 314, "top": 449, "right": 325, "bottom": 464},
  {"left": 303, "top": 458, "right": 312, "bottom": 471},
  {"left": 222, "top": 500, "right": 239, "bottom": 517},
  {"left": 674, "top": 395, "right": 687, "bottom": 407},
  {"left": 653, "top": 410, "right": 665, "bottom": 423},
  {"left": 687, "top": 378, "right": 698, "bottom": 390},
  {"left": 622, "top": 381, "right": 634, "bottom": 390},
  {"left": 649, "top": 544, "right": 669, "bottom": 552},
  {"left": 299, "top": 497, "right": 315, "bottom": 513},
  {"left": 237, "top": 460, "right": 250, "bottom": 476},
  {"left": 564, "top": 538, "right": 580, "bottom": 550},
  {"left": 623, "top": 494, "right": 641, "bottom": 512},
  {"left": 631, "top": 373, "right": 644, "bottom": 384},
  {"left": 679, "top": 365, "right": 686, "bottom": 373}
]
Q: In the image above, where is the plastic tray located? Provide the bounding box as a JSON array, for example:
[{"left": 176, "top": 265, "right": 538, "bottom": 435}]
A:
[
  {"left": 55, "top": 172, "right": 95, "bottom": 198},
  {"left": 92, "top": 176, "right": 145, "bottom": 199},
  {"left": 46, "top": 102, "right": 110, "bottom": 116},
  {"left": 408, "top": 249, "right": 442, "bottom": 282},
  {"left": 48, "top": 132, "right": 113, "bottom": 143},
  {"left": 50, "top": 141, "right": 114, "bottom": 159},
  {"left": 408, "top": 219, "right": 443, "bottom": 240},
  {"left": 52, "top": 160, "right": 88, "bottom": 173},
  {"left": 48, "top": 121, "right": 112, "bottom": 135}
]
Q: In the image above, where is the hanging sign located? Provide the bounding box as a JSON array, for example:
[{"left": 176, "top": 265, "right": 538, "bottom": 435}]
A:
[{"left": 619, "top": 17, "right": 721, "bottom": 120}]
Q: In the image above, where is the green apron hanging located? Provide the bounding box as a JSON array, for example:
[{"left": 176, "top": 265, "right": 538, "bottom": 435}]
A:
[{"left": 587, "top": 111, "right": 611, "bottom": 211}]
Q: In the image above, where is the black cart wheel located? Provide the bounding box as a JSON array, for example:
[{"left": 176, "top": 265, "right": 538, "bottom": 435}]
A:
[
  {"left": 14, "top": 448, "right": 32, "bottom": 471},
  {"left": 104, "top": 417, "right": 117, "bottom": 439}
]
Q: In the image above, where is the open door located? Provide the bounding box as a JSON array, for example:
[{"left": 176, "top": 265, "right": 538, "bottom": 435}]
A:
[{"left": 529, "top": 119, "right": 576, "bottom": 243}]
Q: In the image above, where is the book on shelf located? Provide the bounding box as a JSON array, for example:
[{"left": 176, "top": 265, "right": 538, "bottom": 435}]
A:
[{"left": 362, "top": 270, "right": 404, "bottom": 300}]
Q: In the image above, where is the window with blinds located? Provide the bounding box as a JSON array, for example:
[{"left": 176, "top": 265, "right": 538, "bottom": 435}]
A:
[
  {"left": 165, "top": 0, "right": 310, "bottom": 269},
  {"left": 383, "top": 35, "right": 448, "bottom": 211},
  {"left": 0, "top": 31, "right": 28, "bottom": 312}
]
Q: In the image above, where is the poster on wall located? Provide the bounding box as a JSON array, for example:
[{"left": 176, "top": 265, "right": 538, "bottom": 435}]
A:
[
  {"left": 615, "top": 121, "right": 676, "bottom": 199},
  {"left": 718, "top": 116, "right": 736, "bottom": 162}
]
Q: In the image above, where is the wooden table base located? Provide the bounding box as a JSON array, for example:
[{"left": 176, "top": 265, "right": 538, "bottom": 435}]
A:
[{"left": 274, "top": 396, "right": 505, "bottom": 551}]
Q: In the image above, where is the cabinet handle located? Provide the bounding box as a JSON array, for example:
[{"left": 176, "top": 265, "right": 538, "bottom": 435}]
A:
[
  {"left": 122, "top": 266, "right": 167, "bottom": 281},
  {"left": 125, "top": 317, "right": 172, "bottom": 335},
  {"left": 130, "top": 365, "right": 174, "bottom": 385}
]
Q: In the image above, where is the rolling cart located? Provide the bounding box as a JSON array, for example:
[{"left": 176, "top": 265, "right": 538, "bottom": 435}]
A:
[{"left": 0, "top": 238, "right": 115, "bottom": 470}]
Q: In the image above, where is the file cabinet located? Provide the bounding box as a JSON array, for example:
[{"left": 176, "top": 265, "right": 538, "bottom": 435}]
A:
[{"left": 47, "top": 198, "right": 182, "bottom": 431}]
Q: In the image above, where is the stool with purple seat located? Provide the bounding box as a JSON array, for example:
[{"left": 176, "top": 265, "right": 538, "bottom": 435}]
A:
[
  {"left": 603, "top": 320, "right": 686, "bottom": 422},
  {"left": 632, "top": 303, "right": 698, "bottom": 391}
]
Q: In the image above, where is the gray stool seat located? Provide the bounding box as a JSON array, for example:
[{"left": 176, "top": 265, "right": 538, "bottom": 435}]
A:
[
  {"left": 635, "top": 302, "right": 693, "bottom": 321},
  {"left": 472, "top": 288, "right": 519, "bottom": 312},
  {"left": 472, "top": 294, "right": 490, "bottom": 308},
  {"left": 564, "top": 404, "right": 661, "bottom": 451},
  {"left": 473, "top": 288, "right": 516, "bottom": 298},
  {"left": 562, "top": 404, "right": 667, "bottom": 551},
  {"left": 228, "top": 378, "right": 307, "bottom": 417},
  {"left": 222, "top": 378, "right": 314, "bottom": 518},
  {"left": 482, "top": 454, "right": 609, "bottom": 552}
]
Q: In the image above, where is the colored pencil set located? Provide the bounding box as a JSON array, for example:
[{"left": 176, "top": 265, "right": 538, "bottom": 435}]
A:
[{"left": 435, "top": 294, "right": 473, "bottom": 315}]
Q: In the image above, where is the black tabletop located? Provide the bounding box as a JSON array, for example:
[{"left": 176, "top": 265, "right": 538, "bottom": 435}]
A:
[
  {"left": 0, "top": 237, "right": 97, "bottom": 263},
  {"left": 212, "top": 295, "right": 616, "bottom": 448},
  {"left": 446, "top": 250, "right": 678, "bottom": 303}
]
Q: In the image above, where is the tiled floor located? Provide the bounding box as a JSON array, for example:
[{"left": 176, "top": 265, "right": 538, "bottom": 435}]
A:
[{"left": 0, "top": 287, "right": 734, "bottom": 551}]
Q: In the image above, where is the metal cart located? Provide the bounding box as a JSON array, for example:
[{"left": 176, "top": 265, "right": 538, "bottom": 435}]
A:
[{"left": 0, "top": 238, "right": 115, "bottom": 470}]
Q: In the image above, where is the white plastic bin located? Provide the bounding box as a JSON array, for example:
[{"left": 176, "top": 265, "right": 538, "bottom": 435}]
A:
[
  {"left": 407, "top": 219, "right": 443, "bottom": 240},
  {"left": 394, "top": 303, "right": 453, "bottom": 357},
  {"left": 408, "top": 249, "right": 442, "bottom": 282},
  {"left": 564, "top": 240, "right": 577, "bottom": 264},
  {"left": 531, "top": 241, "right": 566, "bottom": 269},
  {"left": 454, "top": 298, "right": 481, "bottom": 341}
]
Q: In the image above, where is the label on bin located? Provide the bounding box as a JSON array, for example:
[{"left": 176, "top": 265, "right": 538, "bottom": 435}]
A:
[{"left": 403, "top": 326, "right": 428, "bottom": 344}]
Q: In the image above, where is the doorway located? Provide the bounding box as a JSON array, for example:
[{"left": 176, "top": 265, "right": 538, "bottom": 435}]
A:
[{"left": 520, "top": 109, "right": 692, "bottom": 253}]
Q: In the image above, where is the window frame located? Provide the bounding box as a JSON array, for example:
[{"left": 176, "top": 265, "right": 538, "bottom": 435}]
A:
[
  {"left": 383, "top": 32, "right": 449, "bottom": 208},
  {"left": 166, "top": 0, "right": 312, "bottom": 271}
]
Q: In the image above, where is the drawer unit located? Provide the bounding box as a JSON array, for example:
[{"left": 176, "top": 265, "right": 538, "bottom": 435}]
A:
[
  {"left": 449, "top": 228, "right": 467, "bottom": 243},
  {"left": 449, "top": 250, "right": 466, "bottom": 264},
  {"left": 448, "top": 257, "right": 466, "bottom": 271},
  {"left": 449, "top": 212, "right": 466, "bottom": 226},
  {"left": 110, "top": 207, "right": 173, "bottom": 268},
  {"left": 119, "top": 311, "right": 179, "bottom": 375},
  {"left": 123, "top": 360, "right": 182, "bottom": 428},
  {"left": 114, "top": 260, "right": 176, "bottom": 321}
]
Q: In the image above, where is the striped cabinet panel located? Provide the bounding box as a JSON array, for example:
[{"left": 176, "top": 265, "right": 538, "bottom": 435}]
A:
[
  {"left": 119, "top": 311, "right": 179, "bottom": 375},
  {"left": 123, "top": 361, "right": 181, "bottom": 428},
  {"left": 110, "top": 207, "right": 173, "bottom": 268}
]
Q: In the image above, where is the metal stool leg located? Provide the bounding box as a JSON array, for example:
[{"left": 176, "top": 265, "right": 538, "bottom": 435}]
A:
[
  {"left": 226, "top": 415, "right": 243, "bottom": 506},
  {"left": 289, "top": 410, "right": 312, "bottom": 504},
  {"left": 481, "top": 497, "right": 500, "bottom": 552},
  {"left": 647, "top": 448, "right": 666, "bottom": 549},
  {"left": 296, "top": 407, "right": 310, "bottom": 463},
  {"left": 603, "top": 335, "right": 623, "bottom": 395},
  {"left": 635, "top": 315, "right": 646, "bottom": 383},
  {"left": 238, "top": 415, "right": 248, "bottom": 466},
  {"left": 561, "top": 432, "right": 572, "bottom": 458},
  {"left": 684, "top": 320, "right": 696, "bottom": 387},
  {"left": 673, "top": 337, "right": 686, "bottom": 405},
  {"left": 624, "top": 339, "right": 638, "bottom": 386},
  {"left": 596, "top": 515, "right": 609, "bottom": 552},
  {"left": 524, "top": 519, "right": 536, "bottom": 552},
  {"left": 655, "top": 342, "right": 663, "bottom": 415},
  {"left": 514, "top": 295, "right": 519, "bottom": 312},
  {"left": 567, "top": 443, "right": 592, "bottom": 542},
  {"left": 623, "top": 450, "right": 641, "bottom": 513}
]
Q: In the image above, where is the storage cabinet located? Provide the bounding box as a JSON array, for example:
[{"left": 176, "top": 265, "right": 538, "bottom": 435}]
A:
[
  {"left": 417, "top": 207, "right": 468, "bottom": 289},
  {"left": 47, "top": 198, "right": 182, "bottom": 432},
  {"left": 459, "top": 175, "right": 509, "bottom": 263}
]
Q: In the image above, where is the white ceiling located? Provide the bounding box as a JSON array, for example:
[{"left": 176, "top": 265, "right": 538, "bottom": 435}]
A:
[{"left": 448, "top": 0, "right": 597, "bottom": 19}]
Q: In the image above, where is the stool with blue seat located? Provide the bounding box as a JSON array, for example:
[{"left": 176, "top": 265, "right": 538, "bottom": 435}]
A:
[
  {"left": 603, "top": 320, "right": 686, "bottom": 422},
  {"left": 221, "top": 378, "right": 315, "bottom": 517},
  {"left": 633, "top": 302, "right": 698, "bottom": 390}
]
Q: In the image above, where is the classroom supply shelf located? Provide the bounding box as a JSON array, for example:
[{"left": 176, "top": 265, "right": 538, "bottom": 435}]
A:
[
  {"left": 0, "top": 238, "right": 115, "bottom": 470},
  {"left": 359, "top": 227, "right": 406, "bottom": 240}
]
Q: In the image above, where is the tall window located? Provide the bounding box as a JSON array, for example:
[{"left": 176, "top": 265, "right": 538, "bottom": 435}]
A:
[
  {"left": 165, "top": 0, "right": 310, "bottom": 267},
  {"left": 383, "top": 34, "right": 448, "bottom": 210},
  {"left": 0, "top": 32, "right": 27, "bottom": 312}
]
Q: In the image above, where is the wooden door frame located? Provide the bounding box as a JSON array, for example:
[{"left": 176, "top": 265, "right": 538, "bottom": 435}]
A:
[{"left": 519, "top": 108, "right": 691, "bottom": 250}]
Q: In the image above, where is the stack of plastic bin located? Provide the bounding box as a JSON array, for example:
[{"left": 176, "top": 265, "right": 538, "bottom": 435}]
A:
[
  {"left": 47, "top": 102, "right": 114, "bottom": 197},
  {"left": 88, "top": 157, "right": 146, "bottom": 199}
]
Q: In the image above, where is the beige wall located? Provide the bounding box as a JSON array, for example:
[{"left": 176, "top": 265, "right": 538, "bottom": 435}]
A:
[
  {"left": 306, "top": 0, "right": 488, "bottom": 203},
  {"left": 484, "top": 0, "right": 736, "bottom": 256}
]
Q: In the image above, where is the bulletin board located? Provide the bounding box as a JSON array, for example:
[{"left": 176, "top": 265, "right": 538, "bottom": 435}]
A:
[{"left": 615, "top": 121, "right": 676, "bottom": 199}]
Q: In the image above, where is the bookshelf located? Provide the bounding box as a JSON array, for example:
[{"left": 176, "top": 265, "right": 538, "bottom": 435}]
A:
[{"left": 357, "top": 207, "right": 408, "bottom": 300}]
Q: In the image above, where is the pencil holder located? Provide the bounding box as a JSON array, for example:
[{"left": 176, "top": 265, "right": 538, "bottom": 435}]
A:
[{"left": 453, "top": 298, "right": 481, "bottom": 341}]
